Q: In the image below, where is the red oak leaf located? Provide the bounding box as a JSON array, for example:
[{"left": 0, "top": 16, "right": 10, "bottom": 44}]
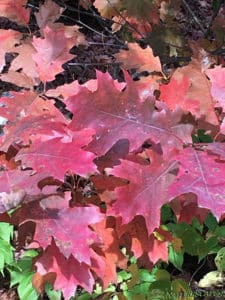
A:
[
  {"left": 67, "top": 71, "right": 193, "bottom": 156},
  {"left": 10, "top": 42, "right": 39, "bottom": 83},
  {"left": 34, "top": 0, "right": 63, "bottom": 30},
  {"left": 205, "top": 66, "right": 225, "bottom": 112},
  {"left": 0, "top": 169, "right": 45, "bottom": 195},
  {"left": 92, "top": 219, "right": 127, "bottom": 288},
  {"left": 13, "top": 195, "right": 104, "bottom": 264},
  {"left": 0, "top": 92, "right": 67, "bottom": 151},
  {"left": 116, "top": 43, "right": 162, "bottom": 74},
  {"left": 169, "top": 147, "right": 225, "bottom": 220},
  {"left": 16, "top": 129, "right": 97, "bottom": 180},
  {"left": 0, "top": 71, "right": 36, "bottom": 89},
  {"left": 160, "top": 76, "right": 199, "bottom": 113},
  {"left": 169, "top": 195, "right": 209, "bottom": 224},
  {"left": 107, "top": 153, "right": 178, "bottom": 235},
  {"left": 0, "top": 0, "right": 30, "bottom": 25},
  {"left": 0, "top": 169, "right": 53, "bottom": 213},
  {"left": 117, "top": 216, "right": 168, "bottom": 264},
  {"left": 160, "top": 59, "right": 218, "bottom": 125},
  {"left": 0, "top": 91, "right": 38, "bottom": 121},
  {"left": 35, "top": 240, "right": 94, "bottom": 300},
  {"left": 32, "top": 25, "right": 76, "bottom": 82},
  {"left": 147, "top": 235, "right": 168, "bottom": 264},
  {"left": 0, "top": 30, "right": 22, "bottom": 72}
]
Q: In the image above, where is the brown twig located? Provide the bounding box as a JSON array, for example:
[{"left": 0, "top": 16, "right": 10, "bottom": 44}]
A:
[{"left": 181, "top": 0, "right": 207, "bottom": 35}]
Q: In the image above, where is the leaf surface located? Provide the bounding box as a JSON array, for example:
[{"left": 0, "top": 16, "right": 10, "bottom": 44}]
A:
[
  {"left": 0, "top": 0, "right": 30, "bottom": 25},
  {"left": 35, "top": 240, "right": 94, "bottom": 300},
  {"left": 32, "top": 25, "right": 76, "bottom": 82},
  {"left": 16, "top": 129, "right": 97, "bottom": 180},
  {"left": 169, "top": 147, "right": 225, "bottom": 220},
  {"left": 116, "top": 43, "right": 162, "bottom": 73},
  {"left": 67, "top": 71, "right": 192, "bottom": 156},
  {"left": 108, "top": 153, "right": 178, "bottom": 235},
  {"left": 205, "top": 66, "right": 225, "bottom": 112},
  {"left": 13, "top": 195, "right": 104, "bottom": 264}
]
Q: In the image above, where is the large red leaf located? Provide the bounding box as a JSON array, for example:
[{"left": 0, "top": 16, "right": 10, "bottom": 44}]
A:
[
  {"left": 16, "top": 129, "right": 97, "bottom": 180},
  {"left": 35, "top": 240, "right": 94, "bottom": 300},
  {"left": 0, "top": 91, "right": 38, "bottom": 121},
  {"left": 0, "top": 92, "right": 67, "bottom": 151},
  {"left": 160, "top": 59, "right": 218, "bottom": 125},
  {"left": 169, "top": 147, "right": 225, "bottom": 220},
  {"left": 32, "top": 25, "right": 76, "bottom": 82},
  {"left": 205, "top": 66, "right": 225, "bottom": 112},
  {"left": 0, "top": 0, "right": 30, "bottom": 25},
  {"left": 13, "top": 195, "right": 104, "bottom": 264},
  {"left": 67, "top": 71, "right": 193, "bottom": 156},
  {"left": 107, "top": 152, "right": 178, "bottom": 235}
]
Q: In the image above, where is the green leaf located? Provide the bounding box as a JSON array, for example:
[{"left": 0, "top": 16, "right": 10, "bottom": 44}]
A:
[
  {"left": 0, "top": 222, "right": 13, "bottom": 242},
  {"left": 45, "top": 283, "right": 61, "bottom": 300},
  {"left": 205, "top": 236, "right": 219, "bottom": 253},
  {"left": 166, "top": 223, "right": 208, "bottom": 258},
  {"left": 204, "top": 213, "right": 218, "bottom": 232},
  {"left": 215, "top": 247, "right": 225, "bottom": 271},
  {"left": 118, "top": 270, "right": 132, "bottom": 283},
  {"left": 17, "top": 273, "right": 38, "bottom": 300},
  {"left": 75, "top": 293, "right": 93, "bottom": 300},
  {"left": 168, "top": 245, "right": 183, "bottom": 270},
  {"left": 192, "top": 217, "right": 203, "bottom": 234},
  {"left": 125, "top": 282, "right": 151, "bottom": 297},
  {"left": 129, "top": 256, "right": 137, "bottom": 264},
  {"left": 192, "top": 129, "right": 213, "bottom": 143},
  {"left": 148, "top": 280, "right": 171, "bottom": 297},
  {"left": 8, "top": 250, "right": 39, "bottom": 300},
  {"left": 161, "top": 205, "right": 176, "bottom": 224},
  {"left": 155, "top": 270, "right": 171, "bottom": 282},
  {"left": 0, "top": 239, "right": 14, "bottom": 272},
  {"left": 139, "top": 269, "right": 155, "bottom": 283},
  {"left": 214, "top": 226, "right": 225, "bottom": 238}
]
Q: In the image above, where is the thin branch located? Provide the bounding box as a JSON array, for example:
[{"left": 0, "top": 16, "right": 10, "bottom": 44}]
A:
[
  {"left": 67, "top": 62, "right": 122, "bottom": 66},
  {"left": 181, "top": 0, "right": 207, "bottom": 35}
]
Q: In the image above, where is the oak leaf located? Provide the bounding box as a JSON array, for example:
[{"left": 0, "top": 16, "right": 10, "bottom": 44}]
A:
[
  {"left": 13, "top": 195, "right": 104, "bottom": 264},
  {"left": 0, "top": 92, "right": 67, "bottom": 151},
  {"left": 169, "top": 147, "right": 225, "bottom": 220},
  {"left": 160, "top": 60, "right": 218, "bottom": 125},
  {"left": 0, "top": 30, "right": 22, "bottom": 72},
  {"left": 16, "top": 129, "right": 97, "bottom": 180},
  {"left": 67, "top": 71, "right": 193, "bottom": 156},
  {"left": 116, "top": 43, "right": 162, "bottom": 74},
  {"left": 34, "top": 0, "right": 64, "bottom": 30},
  {"left": 35, "top": 240, "right": 94, "bottom": 300},
  {"left": 0, "top": 0, "right": 30, "bottom": 25},
  {"left": 205, "top": 66, "right": 225, "bottom": 112},
  {"left": 32, "top": 25, "right": 76, "bottom": 82},
  {"left": 107, "top": 153, "right": 178, "bottom": 235}
]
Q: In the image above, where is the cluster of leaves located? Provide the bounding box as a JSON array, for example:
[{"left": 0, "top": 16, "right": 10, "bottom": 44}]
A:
[{"left": 1, "top": 0, "right": 225, "bottom": 299}]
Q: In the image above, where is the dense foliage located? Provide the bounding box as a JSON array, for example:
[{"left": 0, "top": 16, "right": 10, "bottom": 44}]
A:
[{"left": 0, "top": 0, "right": 225, "bottom": 299}]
